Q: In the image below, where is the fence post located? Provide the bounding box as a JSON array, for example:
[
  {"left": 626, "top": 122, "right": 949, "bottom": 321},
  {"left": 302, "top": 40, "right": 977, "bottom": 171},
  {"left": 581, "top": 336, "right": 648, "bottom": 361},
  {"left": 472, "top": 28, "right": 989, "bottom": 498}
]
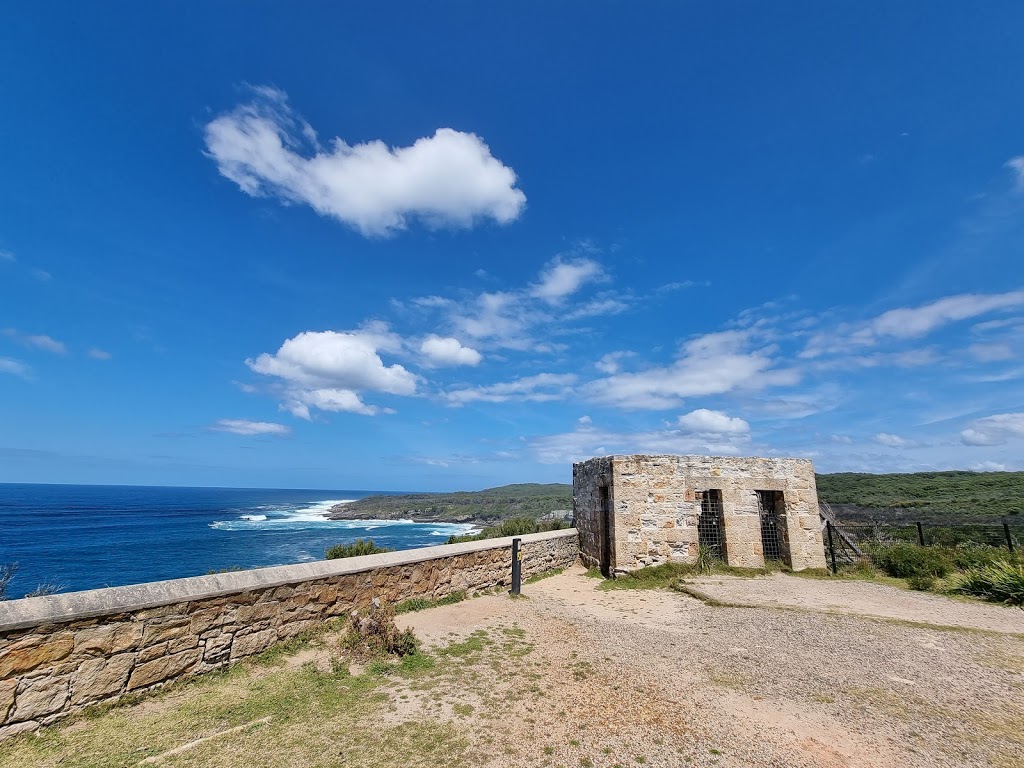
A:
[
  {"left": 510, "top": 537, "right": 522, "bottom": 595},
  {"left": 916, "top": 521, "right": 926, "bottom": 547},
  {"left": 826, "top": 521, "right": 838, "bottom": 574},
  {"left": 1005, "top": 522, "right": 1016, "bottom": 554}
]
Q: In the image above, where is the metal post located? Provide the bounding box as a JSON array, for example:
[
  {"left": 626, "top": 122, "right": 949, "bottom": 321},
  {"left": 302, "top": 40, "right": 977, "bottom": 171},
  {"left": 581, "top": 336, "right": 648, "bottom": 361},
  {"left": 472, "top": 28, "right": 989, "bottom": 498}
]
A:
[
  {"left": 826, "top": 521, "right": 838, "bottom": 575},
  {"left": 511, "top": 537, "right": 522, "bottom": 595},
  {"left": 1005, "top": 522, "right": 1016, "bottom": 554},
  {"left": 916, "top": 521, "right": 925, "bottom": 547}
]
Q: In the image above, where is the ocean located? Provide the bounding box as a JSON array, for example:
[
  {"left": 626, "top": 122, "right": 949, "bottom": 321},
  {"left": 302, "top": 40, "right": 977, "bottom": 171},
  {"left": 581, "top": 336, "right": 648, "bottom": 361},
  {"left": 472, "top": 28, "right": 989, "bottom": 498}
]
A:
[{"left": 0, "top": 484, "right": 477, "bottom": 600}]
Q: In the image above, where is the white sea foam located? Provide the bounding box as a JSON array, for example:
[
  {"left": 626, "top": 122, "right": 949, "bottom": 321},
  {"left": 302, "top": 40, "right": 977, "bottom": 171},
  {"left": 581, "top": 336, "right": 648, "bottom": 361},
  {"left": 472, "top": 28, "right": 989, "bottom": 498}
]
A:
[{"left": 208, "top": 500, "right": 479, "bottom": 538}]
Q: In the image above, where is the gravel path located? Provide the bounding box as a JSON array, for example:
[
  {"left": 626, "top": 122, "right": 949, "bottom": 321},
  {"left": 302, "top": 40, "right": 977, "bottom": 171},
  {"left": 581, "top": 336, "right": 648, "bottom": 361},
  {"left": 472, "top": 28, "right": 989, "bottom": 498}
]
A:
[
  {"left": 398, "top": 566, "right": 1024, "bottom": 768},
  {"left": 685, "top": 572, "right": 1024, "bottom": 635}
]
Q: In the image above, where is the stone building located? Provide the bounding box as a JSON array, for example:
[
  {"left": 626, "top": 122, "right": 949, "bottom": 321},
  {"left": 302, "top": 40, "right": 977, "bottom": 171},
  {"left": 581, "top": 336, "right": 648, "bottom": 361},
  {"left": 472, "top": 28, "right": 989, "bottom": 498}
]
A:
[{"left": 573, "top": 454, "right": 826, "bottom": 575}]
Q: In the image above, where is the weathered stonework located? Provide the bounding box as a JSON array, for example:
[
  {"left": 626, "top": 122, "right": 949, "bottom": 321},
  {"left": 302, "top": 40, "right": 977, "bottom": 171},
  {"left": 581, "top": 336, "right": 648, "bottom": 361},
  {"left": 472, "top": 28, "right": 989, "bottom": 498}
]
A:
[
  {"left": 573, "top": 455, "right": 825, "bottom": 573},
  {"left": 0, "top": 529, "right": 578, "bottom": 739}
]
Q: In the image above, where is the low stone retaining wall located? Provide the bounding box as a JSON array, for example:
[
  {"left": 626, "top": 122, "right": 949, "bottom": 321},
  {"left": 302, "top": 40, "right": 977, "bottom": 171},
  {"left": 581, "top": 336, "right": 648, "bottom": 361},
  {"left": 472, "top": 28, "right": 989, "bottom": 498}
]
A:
[{"left": 0, "top": 529, "right": 578, "bottom": 738}]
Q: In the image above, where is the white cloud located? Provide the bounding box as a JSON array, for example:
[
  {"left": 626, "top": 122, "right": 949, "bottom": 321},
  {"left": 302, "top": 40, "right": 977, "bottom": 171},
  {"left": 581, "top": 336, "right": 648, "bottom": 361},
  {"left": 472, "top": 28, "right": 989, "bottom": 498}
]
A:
[
  {"left": 0, "top": 357, "right": 31, "bottom": 378},
  {"left": 204, "top": 87, "right": 525, "bottom": 236},
  {"left": 967, "top": 343, "right": 1014, "bottom": 362},
  {"left": 585, "top": 330, "right": 798, "bottom": 410},
  {"left": 419, "top": 335, "right": 482, "bottom": 367},
  {"left": 530, "top": 258, "right": 603, "bottom": 304},
  {"left": 444, "top": 373, "right": 577, "bottom": 405},
  {"left": 595, "top": 351, "right": 633, "bottom": 374},
  {"left": 0, "top": 250, "right": 14, "bottom": 262},
  {"left": 831, "top": 434, "right": 854, "bottom": 444},
  {"left": 529, "top": 422, "right": 751, "bottom": 465},
  {"left": 283, "top": 388, "right": 385, "bottom": 418},
  {"left": 972, "top": 461, "right": 1008, "bottom": 472},
  {"left": 563, "top": 297, "right": 629, "bottom": 321},
  {"left": 874, "top": 432, "right": 911, "bottom": 448},
  {"left": 411, "top": 295, "right": 454, "bottom": 309},
  {"left": 801, "top": 291, "right": 1024, "bottom": 360},
  {"left": 578, "top": 415, "right": 592, "bottom": 425},
  {"left": 960, "top": 413, "right": 1024, "bottom": 446},
  {"left": 31, "top": 269, "right": 51, "bottom": 281},
  {"left": 676, "top": 408, "right": 750, "bottom": 435},
  {"left": 88, "top": 348, "right": 112, "bottom": 360},
  {"left": 211, "top": 419, "right": 291, "bottom": 436},
  {"left": 1007, "top": 156, "right": 1024, "bottom": 188},
  {"left": 247, "top": 327, "right": 418, "bottom": 418},
  {"left": 871, "top": 292, "right": 1024, "bottom": 340},
  {"left": 2, "top": 329, "right": 66, "bottom": 354}
]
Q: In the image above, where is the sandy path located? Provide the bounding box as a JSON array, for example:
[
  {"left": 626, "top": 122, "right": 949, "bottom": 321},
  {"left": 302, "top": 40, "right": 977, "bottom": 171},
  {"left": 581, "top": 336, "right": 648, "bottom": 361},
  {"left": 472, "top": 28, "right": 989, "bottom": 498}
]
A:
[
  {"left": 684, "top": 572, "right": 1024, "bottom": 635},
  {"left": 395, "top": 566, "right": 1024, "bottom": 768}
]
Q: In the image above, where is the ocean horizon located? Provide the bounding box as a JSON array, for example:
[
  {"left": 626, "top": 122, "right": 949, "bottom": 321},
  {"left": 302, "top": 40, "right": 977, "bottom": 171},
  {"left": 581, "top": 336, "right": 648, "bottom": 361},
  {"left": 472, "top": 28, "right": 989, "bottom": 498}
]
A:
[{"left": 0, "top": 483, "right": 477, "bottom": 600}]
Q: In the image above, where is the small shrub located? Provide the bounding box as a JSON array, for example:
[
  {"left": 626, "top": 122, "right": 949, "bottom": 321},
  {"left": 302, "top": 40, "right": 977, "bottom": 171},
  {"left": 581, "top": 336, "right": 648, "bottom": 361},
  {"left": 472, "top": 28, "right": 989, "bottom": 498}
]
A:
[
  {"left": 695, "top": 544, "right": 716, "bottom": 576},
  {"left": 870, "top": 543, "right": 952, "bottom": 579},
  {"left": 952, "top": 543, "right": 1018, "bottom": 572},
  {"left": 342, "top": 600, "right": 419, "bottom": 658},
  {"left": 325, "top": 538, "right": 393, "bottom": 560},
  {"left": 906, "top": 574, "right": 935, "bottom": 591},
  {"left": 952, "top": 560, "right": 1024, "bottom": 607},
  {"left": 24, "top": 581, "right": 65, "bottom": 597},
  {"left": 0, "top": 562, "right": 16, "bottom": 601}
]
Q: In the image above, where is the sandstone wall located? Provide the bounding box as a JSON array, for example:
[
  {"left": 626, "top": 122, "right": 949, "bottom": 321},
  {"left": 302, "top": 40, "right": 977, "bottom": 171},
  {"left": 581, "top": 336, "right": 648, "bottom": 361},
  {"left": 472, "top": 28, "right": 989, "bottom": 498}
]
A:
[
  {"left": 0, "top": 529, "right": 578, "bottom": 739},
  {"left": 574, "top": 455, "right": 825, "bottom": 572}
]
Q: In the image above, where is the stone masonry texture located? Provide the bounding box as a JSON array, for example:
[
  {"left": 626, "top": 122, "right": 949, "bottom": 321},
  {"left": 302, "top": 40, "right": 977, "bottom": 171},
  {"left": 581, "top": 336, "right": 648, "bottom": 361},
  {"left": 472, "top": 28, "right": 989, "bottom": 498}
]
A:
[
  {"left": 573, "top": 455, "right": 826, "bottom": 573},
  {"left": 0, "top": 529, "right": 578, "bottom": 739}
]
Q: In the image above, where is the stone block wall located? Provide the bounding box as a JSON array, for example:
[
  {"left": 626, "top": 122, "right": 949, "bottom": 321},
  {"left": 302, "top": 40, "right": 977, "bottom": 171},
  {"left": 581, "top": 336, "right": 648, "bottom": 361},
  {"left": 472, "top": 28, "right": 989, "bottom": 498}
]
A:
[
  {"left": 574, "top": 455, "right": 825, "bottom": 572},
  {"left": 0, "top": 529, "right": 578, "bottom": 739}
]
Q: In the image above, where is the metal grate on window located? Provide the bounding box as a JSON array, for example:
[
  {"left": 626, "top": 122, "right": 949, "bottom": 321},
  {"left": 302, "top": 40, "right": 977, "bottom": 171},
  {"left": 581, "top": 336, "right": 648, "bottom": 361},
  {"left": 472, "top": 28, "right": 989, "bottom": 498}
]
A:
[
  {"left": 757, "top": 490, "right": 783, "bottom": 561},
  {"left": 697, "top": 490, "right": 726, "bottom": 559}
]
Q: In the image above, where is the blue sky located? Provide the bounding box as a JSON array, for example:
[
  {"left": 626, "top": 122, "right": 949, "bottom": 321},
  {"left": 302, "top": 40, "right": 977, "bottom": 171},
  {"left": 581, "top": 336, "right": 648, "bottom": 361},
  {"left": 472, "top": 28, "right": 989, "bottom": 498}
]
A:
[{"left": 2, "top": 2, "right": 1024, "bottom": 490}]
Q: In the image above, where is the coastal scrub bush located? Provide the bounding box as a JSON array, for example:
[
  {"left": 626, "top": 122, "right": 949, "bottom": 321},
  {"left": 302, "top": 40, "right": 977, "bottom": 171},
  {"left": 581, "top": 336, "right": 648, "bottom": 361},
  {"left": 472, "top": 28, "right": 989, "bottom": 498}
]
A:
[
  {"left": 325, "top": 538, "right": 393, "bottom": 560},
  {"left": 0, "top": 562, "right": 16, "bottom": 600},
  {"left": 952, "top": 560, "right": 1024, "bottom": 607},
  {"left": 342, "top": 600, "right": 419, "bottom": 658},
  {"left": 445, "top": 516, "right": 568, "bottom": 544},
  {"left": 952, "top": 543, "right": 1019, "bottom": 571},
  {"left": 870, "top": 543, "right": 952, "bottom": 579},
  {"left": 906, "top": 574, "right": 936, "bottom": 591}
]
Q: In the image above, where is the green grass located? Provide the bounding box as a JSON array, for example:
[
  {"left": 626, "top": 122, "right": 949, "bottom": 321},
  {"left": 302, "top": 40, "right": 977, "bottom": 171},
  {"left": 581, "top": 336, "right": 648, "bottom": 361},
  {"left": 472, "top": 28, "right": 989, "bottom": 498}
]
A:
[
  {"left": 394, "top": 591, "right": 467, "bottom": 614},
  {"left": 525, "top": 567, "right": 565, "bottom": 584},
  {"left": 596, "top": 560, "right": 773, "bottom": 590}
]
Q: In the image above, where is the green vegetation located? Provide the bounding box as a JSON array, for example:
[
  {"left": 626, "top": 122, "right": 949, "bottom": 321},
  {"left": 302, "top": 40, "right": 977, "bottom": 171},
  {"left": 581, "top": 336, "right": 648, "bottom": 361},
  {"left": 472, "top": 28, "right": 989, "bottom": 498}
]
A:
[
  {"left": 816, "top": 470, "right": 1024, "bottom": 519},
  {"left": 870, "top": 543, "right": 952, "bottom": 579},
  {"left": 333, "top": 483, "right": 572, "bottom": 523},
  {"left": 952, "top": 561, "right": 1024, "bottom": 607},
  {"left": 394, "top": 591, "right": 467, "bottom": 614},
  {"left": 445, "top": 516, "right": 569, "bottom": 544},
  {"left": 0, "top": 562, "right": 16, "bottom": 600},
  {"left": 342, "top": 600, "right": 418, "bottom": 658},
  {"left": 325, "top": 538, "right": 393, "bottom": 559}
]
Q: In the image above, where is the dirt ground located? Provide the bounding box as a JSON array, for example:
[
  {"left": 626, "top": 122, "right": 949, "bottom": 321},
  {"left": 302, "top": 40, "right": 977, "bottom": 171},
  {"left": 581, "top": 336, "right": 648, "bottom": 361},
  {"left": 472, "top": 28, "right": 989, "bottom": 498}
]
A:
[
  {"left": 3, "top": 567, "right": 1022, "bottom": 768},
  {"left": 392, "top": 566, "right": 1024, "bottom": 768}
]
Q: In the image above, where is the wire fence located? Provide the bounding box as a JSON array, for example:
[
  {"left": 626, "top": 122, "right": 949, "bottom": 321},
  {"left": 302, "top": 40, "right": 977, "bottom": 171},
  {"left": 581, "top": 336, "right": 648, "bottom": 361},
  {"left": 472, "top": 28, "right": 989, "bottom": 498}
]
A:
[{"left": 823, "top": 516, "right": 1023, "bottom": 572}]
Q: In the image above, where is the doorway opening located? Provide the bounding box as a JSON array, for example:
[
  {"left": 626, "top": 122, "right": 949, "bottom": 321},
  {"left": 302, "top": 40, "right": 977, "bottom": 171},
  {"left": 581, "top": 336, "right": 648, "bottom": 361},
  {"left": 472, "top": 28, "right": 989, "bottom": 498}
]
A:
[{"left": 599, "top": 485, "right": 613, "bottom": 577}]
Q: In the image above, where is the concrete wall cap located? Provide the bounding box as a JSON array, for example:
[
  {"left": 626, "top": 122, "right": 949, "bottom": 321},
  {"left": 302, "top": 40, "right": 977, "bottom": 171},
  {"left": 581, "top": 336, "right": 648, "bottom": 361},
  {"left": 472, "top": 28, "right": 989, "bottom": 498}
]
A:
[{"left": 0, "top": 528, "right": 578, "bottom": 633}]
